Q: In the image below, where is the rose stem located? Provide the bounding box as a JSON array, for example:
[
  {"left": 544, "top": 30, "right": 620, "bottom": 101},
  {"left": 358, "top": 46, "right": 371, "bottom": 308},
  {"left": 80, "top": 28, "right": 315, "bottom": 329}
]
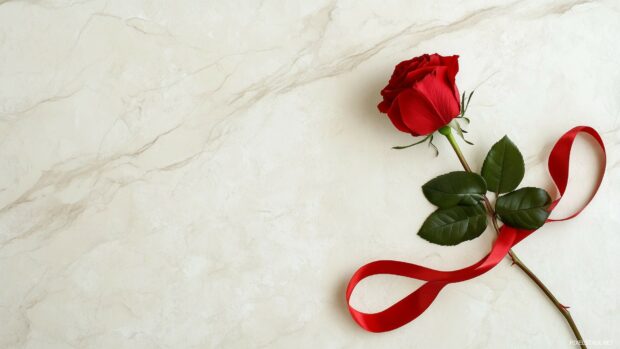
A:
[{"left": 437, "top": 126, "right": 587, "bottom": 349}]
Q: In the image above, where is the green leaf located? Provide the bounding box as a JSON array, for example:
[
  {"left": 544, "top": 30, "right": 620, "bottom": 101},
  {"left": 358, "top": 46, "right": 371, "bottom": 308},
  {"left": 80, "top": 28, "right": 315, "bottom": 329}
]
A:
[
  {"left": 481, "top": 136, "right": 525, "bottom": 194},
  {"left": 418, "top": 204, "right": 488, "bottom": 246},
  {"left": 422, "top": 171, "right": 487, "bottom": 208},
  {"left": 495, "top": 187, "right": 552, "bottom": 230}
]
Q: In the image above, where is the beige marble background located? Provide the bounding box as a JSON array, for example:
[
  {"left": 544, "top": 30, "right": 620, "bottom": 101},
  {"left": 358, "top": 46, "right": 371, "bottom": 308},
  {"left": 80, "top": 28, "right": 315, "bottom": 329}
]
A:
[{"left": 1, "top": 0, "right": 619, "bottom": 348}]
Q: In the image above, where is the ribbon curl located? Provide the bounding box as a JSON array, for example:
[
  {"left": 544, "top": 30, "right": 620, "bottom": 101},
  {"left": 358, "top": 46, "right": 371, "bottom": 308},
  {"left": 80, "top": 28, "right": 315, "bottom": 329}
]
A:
[{"left": 346, "top": 126, "right": 606, "bottom": 332}]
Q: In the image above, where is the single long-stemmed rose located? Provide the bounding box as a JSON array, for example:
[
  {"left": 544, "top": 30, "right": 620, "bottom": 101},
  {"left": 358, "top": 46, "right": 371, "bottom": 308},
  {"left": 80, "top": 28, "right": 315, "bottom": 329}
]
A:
[{"left": 377, "top": 53, "right": 586, "bottom": 348}]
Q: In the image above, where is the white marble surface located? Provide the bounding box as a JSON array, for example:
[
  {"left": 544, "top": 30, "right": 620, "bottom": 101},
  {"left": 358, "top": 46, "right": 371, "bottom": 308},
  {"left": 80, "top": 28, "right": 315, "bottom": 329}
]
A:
[{"left": 1, "top": 0, "right": 619, "bottom": 348}]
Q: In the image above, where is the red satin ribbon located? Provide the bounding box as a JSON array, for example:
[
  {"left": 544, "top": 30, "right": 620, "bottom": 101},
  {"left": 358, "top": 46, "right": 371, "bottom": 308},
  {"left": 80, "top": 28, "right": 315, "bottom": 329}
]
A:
[{"left": 346, "top": 126, "right": 606, "bottom": 332}]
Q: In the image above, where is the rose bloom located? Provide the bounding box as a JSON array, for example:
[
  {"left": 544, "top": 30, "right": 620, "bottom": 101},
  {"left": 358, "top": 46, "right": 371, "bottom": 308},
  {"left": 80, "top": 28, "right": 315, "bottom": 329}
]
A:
[{"left": 378, "top": 53, "right": 461, "bottom": 136}]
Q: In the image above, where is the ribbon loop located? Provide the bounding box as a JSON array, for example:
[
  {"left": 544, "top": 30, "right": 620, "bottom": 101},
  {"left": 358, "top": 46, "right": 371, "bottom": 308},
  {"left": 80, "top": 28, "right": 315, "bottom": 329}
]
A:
[
  {"left": 346, "top": 126, "right": 606, "bottom": 332},
  {"left": 547, "top": 126, "right": 606, "bottom": 222}
]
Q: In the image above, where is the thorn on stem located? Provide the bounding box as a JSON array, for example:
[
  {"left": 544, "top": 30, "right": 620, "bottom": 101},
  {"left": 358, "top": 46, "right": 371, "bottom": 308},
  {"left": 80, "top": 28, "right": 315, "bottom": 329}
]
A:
[{"left": 508, "top": 254, "right": 517, "bottom": 266}]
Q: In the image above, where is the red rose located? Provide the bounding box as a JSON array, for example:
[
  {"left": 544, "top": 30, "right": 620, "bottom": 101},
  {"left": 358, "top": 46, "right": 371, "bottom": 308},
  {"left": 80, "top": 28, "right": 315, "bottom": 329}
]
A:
[{"left": 378, "top": 54, "right": 461, "bottom": 136}]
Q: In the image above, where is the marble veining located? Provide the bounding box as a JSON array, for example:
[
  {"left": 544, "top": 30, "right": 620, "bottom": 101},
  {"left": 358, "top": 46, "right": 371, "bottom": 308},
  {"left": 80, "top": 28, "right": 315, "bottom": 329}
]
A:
[{"left": 0, "top": 0, "right": 619, "bottom": 348}]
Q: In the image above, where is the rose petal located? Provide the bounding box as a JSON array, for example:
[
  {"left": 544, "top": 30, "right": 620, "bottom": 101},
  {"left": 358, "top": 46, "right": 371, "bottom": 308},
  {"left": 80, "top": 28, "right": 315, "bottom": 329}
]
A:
[
  {"left": 441, "top": 55, "right": 460, "bottom": 101},
  {"left": 397, "top": 89, "right": 445, "bottom": 135},
  {"left": 428, "top": 53, "right": 441, "bottom": 66},
  {"left": 404, "top": 66, "right": 435, "bottom": 85},
  {"left": 385, "top": 98, "right": 412, "bottom": 133},
  {"left": 412, "top": 67, "right": 460, "bottom": 125},
  {"left": 377, "top": 100, "right": 390, "bottom": 113}
]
